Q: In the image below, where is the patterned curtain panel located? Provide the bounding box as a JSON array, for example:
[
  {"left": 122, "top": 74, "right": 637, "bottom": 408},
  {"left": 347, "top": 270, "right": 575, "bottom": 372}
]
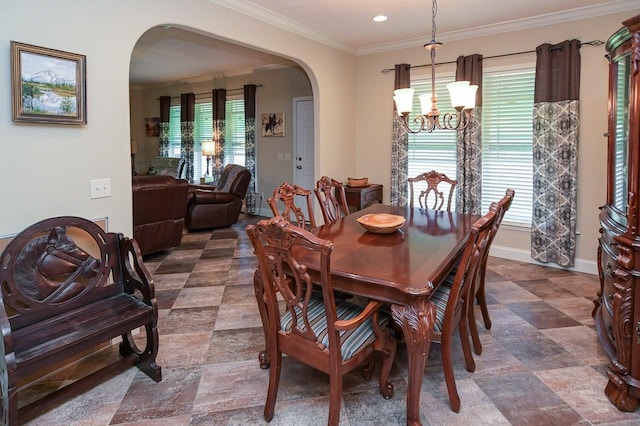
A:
[
  {"left": 158, "top": 96, "right": 171, "bottom": 157},
  {"left": 391, "top": 63, "right": 410, "bottom": 207},
  {"left": 244, "top": 84, "right": 257, "bottom": 193},
  {"left": 212, "top": 89, "right": 227, "bottom": 182},
  {"left": 455, "top": 54, "right": 483, "bottom": 214},
  {"left": 531, "top": 39, "right": 581, "bottom": 267},
  {"left": 179, "top": 93, "right": 195, "bottom": 182}
]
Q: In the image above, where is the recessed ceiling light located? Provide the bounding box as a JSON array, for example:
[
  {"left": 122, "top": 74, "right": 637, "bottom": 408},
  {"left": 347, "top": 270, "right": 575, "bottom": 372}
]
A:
[{"left": 372, "top": 15, "right": 388, "bottom": 22}]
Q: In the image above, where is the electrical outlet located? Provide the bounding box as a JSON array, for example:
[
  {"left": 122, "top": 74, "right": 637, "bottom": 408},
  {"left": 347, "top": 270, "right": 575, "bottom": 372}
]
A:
[{"left": 90, "top": 178, "right": 111, "bottom": 199}]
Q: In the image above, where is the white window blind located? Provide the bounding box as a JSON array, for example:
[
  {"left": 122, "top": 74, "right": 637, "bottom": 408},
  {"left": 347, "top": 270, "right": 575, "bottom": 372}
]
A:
[
  {"left": 225, "top": 99, "right": 246, "bottom": 166},
  {"left": 407, "top": 67, "right": 535, "bottom": 225},
  {"left": 169, "top": 106, "right": 181, "bottom": 158},
  {"left": 407, "top": 75, "right": 458, "bottom": 207},
  {"left": 481, "top": 67, "right": 535, "bottom": 224}
]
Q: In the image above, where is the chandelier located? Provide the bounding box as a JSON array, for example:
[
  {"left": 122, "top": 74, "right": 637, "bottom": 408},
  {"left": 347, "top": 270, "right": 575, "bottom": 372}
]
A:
[{"left": 393, "top": 0, "right": 477, "bottom": 134}]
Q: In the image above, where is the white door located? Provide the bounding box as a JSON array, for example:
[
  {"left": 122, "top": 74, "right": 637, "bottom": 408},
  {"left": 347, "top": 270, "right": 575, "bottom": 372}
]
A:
[{"left": 293, "top": 97, "right": 315, "bottom": 219}]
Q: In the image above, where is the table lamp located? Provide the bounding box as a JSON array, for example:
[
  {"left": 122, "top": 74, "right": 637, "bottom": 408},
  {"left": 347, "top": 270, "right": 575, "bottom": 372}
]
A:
[{"left": 201, "top": 140, "right": 215, "bottom": 177}]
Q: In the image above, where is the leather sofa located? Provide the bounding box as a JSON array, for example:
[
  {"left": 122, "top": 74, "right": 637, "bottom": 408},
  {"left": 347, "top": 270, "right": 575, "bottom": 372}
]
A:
[
  {"left": 132, "top": 175, "right": 189, "bottom": 255},
  {"left": 186, "top": 164, "right": 251, "bottom": 231}
]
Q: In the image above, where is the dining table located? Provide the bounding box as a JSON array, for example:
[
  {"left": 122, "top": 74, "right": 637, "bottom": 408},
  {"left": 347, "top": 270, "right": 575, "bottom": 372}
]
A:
[{"left": 298, "top": 203, "right": 481, "bottom": 426}]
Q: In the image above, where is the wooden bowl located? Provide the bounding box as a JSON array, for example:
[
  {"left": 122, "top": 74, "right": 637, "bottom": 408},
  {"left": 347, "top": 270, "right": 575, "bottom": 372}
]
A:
[
  {"left": 347, "top": 177, "right": 369, "bottom": 187},
  {"left": 357, "top": 213, "right": 405, "bottom": 234}
]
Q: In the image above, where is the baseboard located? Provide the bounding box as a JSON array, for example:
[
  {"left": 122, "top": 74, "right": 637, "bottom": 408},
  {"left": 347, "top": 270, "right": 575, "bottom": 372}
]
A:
[{"left": 490, "top": 244, "right": 598, "bottom": 275}]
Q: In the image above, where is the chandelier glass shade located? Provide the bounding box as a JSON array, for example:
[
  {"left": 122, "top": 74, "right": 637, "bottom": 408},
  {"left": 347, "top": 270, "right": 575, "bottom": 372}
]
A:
[{"left": 393, "top": 0, "right": 477, "bottom": 133}]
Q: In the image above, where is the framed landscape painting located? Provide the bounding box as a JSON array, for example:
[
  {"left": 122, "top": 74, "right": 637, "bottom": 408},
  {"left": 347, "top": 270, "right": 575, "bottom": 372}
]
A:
[{"left": 11, "top": 41, "right": 87, "bottom": 124}]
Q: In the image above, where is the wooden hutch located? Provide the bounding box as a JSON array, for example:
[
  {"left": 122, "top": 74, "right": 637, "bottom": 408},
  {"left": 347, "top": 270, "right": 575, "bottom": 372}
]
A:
[{"left": 595, "top": 14, "right": 640, "bottom": 411}]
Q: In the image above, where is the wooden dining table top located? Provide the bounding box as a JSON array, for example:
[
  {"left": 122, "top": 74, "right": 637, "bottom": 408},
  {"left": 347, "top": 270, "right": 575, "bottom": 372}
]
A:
[{"left": 299, "top": 203, "right": 481, "bottom": 305}]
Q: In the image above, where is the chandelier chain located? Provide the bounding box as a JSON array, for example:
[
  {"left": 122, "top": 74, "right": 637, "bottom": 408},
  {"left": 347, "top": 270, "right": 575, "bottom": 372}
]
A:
[{"left": 431, "top": 0, "right": 437, "bottom": 43}]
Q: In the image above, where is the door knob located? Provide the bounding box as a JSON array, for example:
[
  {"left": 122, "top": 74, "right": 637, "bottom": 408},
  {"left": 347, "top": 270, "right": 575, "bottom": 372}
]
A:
[{"left": 296, "top": 165, "right": 302, "bottom": 169}]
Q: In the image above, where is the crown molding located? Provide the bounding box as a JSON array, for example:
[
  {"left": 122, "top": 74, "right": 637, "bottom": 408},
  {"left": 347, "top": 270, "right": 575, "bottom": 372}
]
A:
[
  {"left": 210, "top": 0, "right": 639, "bottom": 57},
  {"left": 210, "top": 0, "right": 356, "bottom": 54},
  {"left": 358, "top": 0, "right": 640, "bottom": 55}
]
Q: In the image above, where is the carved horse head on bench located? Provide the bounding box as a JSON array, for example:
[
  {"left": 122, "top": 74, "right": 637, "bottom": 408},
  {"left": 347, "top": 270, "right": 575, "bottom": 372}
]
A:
[{"left": 14, "top": 225, "right": 100, "bottom": 304}]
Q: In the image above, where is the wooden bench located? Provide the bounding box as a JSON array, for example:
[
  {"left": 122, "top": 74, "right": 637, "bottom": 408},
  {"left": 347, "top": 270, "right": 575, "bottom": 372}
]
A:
[{"left": 0, "top": 216, "right": 162, "bottom": 425}]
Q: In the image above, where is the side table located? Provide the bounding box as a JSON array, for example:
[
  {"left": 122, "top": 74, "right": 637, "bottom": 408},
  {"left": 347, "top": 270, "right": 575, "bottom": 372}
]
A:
[{"left": 337, "top": 183, "right": 383, "bottom": 212}]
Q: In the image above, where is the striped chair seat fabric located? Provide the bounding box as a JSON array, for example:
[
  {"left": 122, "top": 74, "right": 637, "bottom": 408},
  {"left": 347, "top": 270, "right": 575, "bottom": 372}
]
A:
[{"left": 281, "top": 293, "right": 388, "bottom": 360}]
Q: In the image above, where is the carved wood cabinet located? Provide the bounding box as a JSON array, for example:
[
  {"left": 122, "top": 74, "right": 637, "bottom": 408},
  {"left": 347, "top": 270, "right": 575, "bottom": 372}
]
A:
[{"left": 595, "top": 14, "right": 640, "bottom": 411}]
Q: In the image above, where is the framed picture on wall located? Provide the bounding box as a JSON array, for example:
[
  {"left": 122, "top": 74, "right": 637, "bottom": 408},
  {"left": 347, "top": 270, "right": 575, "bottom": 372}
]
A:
[
  {"left": 261, "top": 112, "right": 285, "bottom": 137},
  {"left": 10, "top": 41, "right": 87, "bottom": 125},
  {"left": 145, "top": 117, "right": 160, "bottom": 136}
]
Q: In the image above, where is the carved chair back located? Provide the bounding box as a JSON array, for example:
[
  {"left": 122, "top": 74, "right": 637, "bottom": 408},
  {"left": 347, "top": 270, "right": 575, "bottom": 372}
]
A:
[
  {"left": 408, "top": 170, "right": 458, "bottom": 211},
  {"left": 246, "top": 216, "right": 396, "bottom": 424},
  {"left": 314, "top": 176, "right": 349, "bottom": 224},
  {"left": 427, "top": 203, "right": 498, "bottom": 412},
  {"left": 267, "top": 182, "right": 317, "bottom": 229}
]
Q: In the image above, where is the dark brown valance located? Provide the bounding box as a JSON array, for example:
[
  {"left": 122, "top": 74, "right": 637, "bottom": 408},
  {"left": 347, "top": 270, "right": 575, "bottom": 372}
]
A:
[
  {"left": 534, "top": 39, "right": 581, "bottom": 102},
  {"left": 244, "top": 85, "right": 256, "bottom": 121},
  {"left": 394, "top": 63, "right": 411, "bottom": 90},
  {"left": 456, "top": 54, "right": 483, "bottom": 106},
  {"left": 159, "top": 96, "right": 171, "bottom": 122},
  {"left": 180, "top": 93, "right": 195, "bottom": 122}
]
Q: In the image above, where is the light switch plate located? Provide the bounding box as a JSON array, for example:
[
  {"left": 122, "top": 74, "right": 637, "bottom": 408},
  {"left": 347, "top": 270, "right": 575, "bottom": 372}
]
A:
[{"left": 90, "top": 178, "right": 111, "bottom": 199}]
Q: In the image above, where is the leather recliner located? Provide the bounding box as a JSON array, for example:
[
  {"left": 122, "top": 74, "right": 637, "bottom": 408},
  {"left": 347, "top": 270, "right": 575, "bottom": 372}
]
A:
[
  {"left": 132, "top": 175, "right": 189, "bottom": 255},
  {"left": 186, "top": 164, "right": 251, "bottom": 231}
]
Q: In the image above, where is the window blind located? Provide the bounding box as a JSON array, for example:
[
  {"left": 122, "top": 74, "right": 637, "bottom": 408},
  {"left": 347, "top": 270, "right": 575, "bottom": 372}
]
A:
[
  {"left": 407, "top": 76, "right": 457, "bottom": 206},
  {"left": 169, "top": 106, "right": 181, "bottom": 158},
  {"left": 225, "top": 99, "right": 246, "bottom": 166},
  {"left": 481, "top": 67, "right": 535, "bottom": 224}
]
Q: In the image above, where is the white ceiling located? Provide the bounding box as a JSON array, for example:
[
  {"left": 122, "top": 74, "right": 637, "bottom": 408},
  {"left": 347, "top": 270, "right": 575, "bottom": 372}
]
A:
[{"left": 129, "top": 0, "right": 640, "bottom": 86}]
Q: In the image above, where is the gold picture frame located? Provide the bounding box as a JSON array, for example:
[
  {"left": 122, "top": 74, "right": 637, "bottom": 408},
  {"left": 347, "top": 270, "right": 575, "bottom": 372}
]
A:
[{"left": 11, "top": 41, "right": 87, "bottom": 125}]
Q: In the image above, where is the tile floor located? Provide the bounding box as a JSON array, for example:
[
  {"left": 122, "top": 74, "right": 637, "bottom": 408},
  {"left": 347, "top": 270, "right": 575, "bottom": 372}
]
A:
[{"left": 21, "top": 214, "right": 640, "bottom": 425}]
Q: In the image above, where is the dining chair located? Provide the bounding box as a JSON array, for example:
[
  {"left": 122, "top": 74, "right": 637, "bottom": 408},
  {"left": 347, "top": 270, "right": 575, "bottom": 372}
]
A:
[
  {"left": 246, "top": 216, "right": 396, "bottom": 425},
  {"left": 469, "top": 188, "right": 515, "bottom": 355},
  {"left": 267, "top": 182, "right": 317, "bottom": 229},
  {"left": 408, "top": 170, "right": 458, "bottom": 210},
  {"left": 314, "top": 176, "right": 349, "bottom": 224},
  {"left": 428, "top": 203, "right": 498, "bottom": 413}
]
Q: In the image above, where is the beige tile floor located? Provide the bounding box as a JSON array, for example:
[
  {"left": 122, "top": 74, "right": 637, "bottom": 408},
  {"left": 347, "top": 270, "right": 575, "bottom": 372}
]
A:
[{"left": 21, "top": 214, "right": 640, "bottom": 425}]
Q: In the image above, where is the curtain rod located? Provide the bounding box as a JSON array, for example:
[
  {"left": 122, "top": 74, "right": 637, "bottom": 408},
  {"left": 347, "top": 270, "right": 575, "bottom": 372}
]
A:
[
  {"left": 164, "top": 84, "right": 263, "bottom": 99},
  {"left": 380, "top": 39, "right": 604, "bottom": 74}
]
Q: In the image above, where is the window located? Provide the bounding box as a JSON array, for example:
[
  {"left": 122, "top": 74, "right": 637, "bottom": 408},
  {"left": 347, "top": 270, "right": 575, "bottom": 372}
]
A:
[
  {"left": 224, "top": 99, "right": 246, "bottom": 165},
  {"left": 481, "top": 67, "right": 534, "bottom": 224},
  {"left": 406, "top": 75, "right": 457, "bottom": 206},
  {"left": 168, "top": 98, "right": 246, "bottom": 180},
  {"left": 407, "top": 66, "right": 535, "bottom": 225},
  {"left": 169, "top": 106, "right": 181, "bottom": 157}
]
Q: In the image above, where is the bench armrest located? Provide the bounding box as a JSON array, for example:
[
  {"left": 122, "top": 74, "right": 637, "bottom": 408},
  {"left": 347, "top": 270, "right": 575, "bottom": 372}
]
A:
[{"left": 119, "top": 235, "right": 155, "bottom": 305}]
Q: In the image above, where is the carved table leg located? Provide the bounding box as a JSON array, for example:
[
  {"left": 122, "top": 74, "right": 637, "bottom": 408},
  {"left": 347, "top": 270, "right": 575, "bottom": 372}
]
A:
[{"left": 391, "top": 299, "right": 436, "bottom": 426}]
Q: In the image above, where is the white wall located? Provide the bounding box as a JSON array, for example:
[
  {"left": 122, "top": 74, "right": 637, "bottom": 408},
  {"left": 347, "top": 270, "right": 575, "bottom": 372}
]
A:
[
  {"left": 354, "top": 11, "right": 639, "bottom": 273},
  {"left": 0, "top": 0, "right": 356, "bottom": 237}
]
